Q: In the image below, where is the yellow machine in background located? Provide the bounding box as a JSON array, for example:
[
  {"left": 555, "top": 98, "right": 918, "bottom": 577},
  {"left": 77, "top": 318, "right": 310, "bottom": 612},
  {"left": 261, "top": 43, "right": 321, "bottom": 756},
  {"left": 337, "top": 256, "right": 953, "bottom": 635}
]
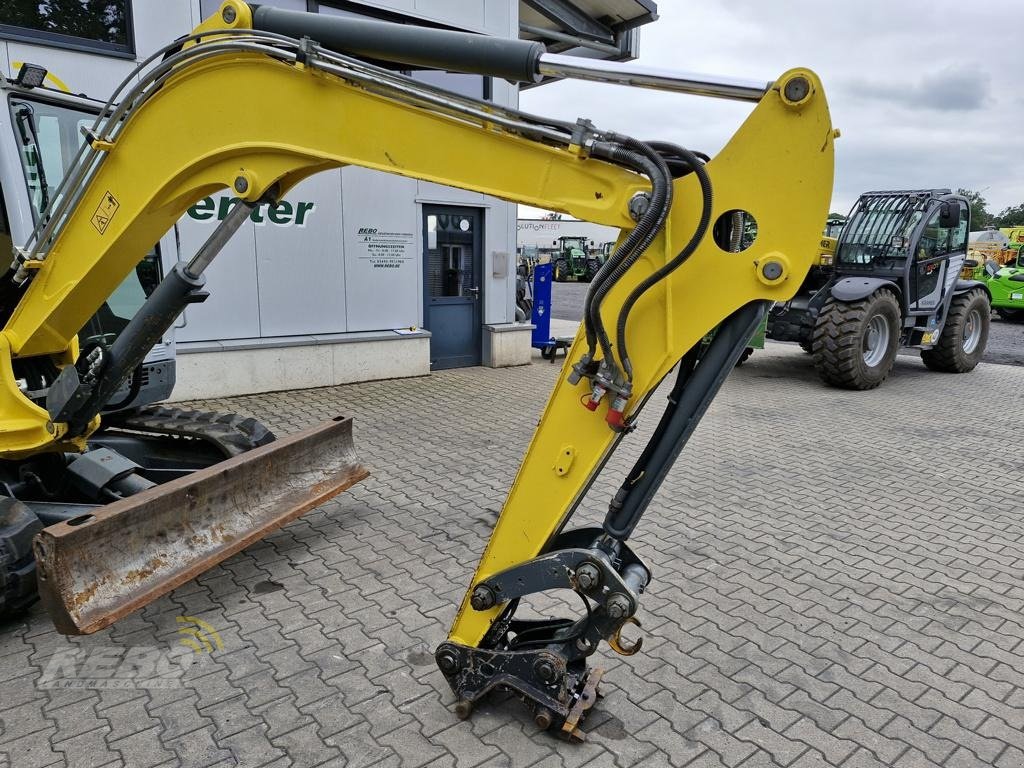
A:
[{"left": 1, "top": 0, "right": 832, "bottom": 737}]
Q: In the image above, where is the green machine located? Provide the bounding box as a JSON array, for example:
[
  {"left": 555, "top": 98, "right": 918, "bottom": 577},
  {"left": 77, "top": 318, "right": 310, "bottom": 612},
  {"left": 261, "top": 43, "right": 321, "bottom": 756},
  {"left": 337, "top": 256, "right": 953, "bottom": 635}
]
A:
[
  {"left": 978, "top": 251, "right": 1024, "bottom": 320},
  {"left": 551, "top": 235, "right": 601, "bottom": 282}
]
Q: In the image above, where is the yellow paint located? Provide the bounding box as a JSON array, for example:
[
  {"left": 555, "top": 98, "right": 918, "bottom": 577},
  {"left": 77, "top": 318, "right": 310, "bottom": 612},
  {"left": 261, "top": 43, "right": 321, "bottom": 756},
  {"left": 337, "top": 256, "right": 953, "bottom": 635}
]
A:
[{"left": 449, "top": 70, "right": 835, "bottom": 647}]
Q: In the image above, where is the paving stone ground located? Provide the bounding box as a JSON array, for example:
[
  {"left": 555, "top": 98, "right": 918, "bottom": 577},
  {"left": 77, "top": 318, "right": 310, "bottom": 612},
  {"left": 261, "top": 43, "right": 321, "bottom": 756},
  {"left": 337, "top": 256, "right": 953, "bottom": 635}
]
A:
[{"left": 2, "top": 343, "right": 1023, "bottom": 768}]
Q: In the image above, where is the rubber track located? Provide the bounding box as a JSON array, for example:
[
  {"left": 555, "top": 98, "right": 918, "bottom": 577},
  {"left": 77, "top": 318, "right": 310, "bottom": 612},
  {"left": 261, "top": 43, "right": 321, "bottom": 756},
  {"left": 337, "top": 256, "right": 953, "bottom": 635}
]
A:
[
  {"left": 0, "top": 505, "right": 43, "bottom": 619},
  {"left": 102, "top": 405, "right": 276, "bottom": 457},
  {"left": 811, "top": 292, "right": 899, "bottom": 390}
]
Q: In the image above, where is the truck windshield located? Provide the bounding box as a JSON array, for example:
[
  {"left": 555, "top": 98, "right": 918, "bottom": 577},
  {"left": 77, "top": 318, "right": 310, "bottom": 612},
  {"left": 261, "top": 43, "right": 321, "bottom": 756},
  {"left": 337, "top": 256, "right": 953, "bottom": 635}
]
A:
[{"left": 8, "top": 96, "right": 162, "bottom": 347}]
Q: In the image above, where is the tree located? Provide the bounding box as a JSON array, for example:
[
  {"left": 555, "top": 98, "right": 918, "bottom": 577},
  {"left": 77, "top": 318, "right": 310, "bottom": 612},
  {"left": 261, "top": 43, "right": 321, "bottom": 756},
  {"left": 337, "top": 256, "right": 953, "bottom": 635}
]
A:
[
  {"left": 994, "top": 204, "right": 1024, "bottom": 228},
  {"left": 827, "top": 212, "right": 847, "bottom": 220},
  {"left": 957, "top": 188, "right": 993, "bottom": 229},
  {"left": 0, "top": 1, "right": 129, "bottom": 45}
]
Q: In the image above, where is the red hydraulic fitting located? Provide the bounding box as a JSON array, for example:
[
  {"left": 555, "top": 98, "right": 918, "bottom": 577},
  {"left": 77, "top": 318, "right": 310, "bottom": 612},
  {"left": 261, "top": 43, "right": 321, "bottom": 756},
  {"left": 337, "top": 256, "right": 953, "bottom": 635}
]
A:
[
  {"left": 606, "top": 395, "right": 628, "bottom": 430},
  {"left": 586, "top": 383, "right": 607, "bottom": 411}
]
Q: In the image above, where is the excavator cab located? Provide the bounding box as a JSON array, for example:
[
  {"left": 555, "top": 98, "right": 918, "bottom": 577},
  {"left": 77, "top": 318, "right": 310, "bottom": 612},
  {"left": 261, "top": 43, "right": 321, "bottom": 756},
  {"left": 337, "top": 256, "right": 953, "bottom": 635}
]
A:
[{"left": 4, "top": 88, "right": 175, "bottom": 410}]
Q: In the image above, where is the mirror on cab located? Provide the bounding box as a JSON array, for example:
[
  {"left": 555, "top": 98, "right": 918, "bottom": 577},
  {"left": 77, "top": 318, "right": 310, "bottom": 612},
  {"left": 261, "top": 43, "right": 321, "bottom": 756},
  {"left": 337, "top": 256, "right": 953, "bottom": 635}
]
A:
[
  {"left": 985, "top": 260, "right": 1000, "bottom": 278},
  {"left": 938, "top": 201, "right": 961, "bottom": 229}
]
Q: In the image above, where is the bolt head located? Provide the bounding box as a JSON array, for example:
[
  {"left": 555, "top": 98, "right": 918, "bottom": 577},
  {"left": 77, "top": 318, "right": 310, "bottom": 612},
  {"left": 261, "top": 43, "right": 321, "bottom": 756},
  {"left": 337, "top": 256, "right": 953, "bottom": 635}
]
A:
[
  {"left": 534, "top": 708, "right": 554, "bottom": 730},
  {"left": 628, "top": 192, "right": 651, "bottom": 222},
  {"left": 534, "top": 655, "right": 559, "bottom": 684},
  {"left": 234, "top": 176, "right": 249, "bottom": 194},
  {"left": 436, "top": 649, "right": 459, "bottom": 674},
  {"left": 575, "top": 562, "right": 601, "bottom": 591},
  {"left": 606, "top": 593, "right": 632, "bottom": 620},
  {"left": 783, "top": 76, "right": 810, "bottom": 103},
  {"left": 222, "top": 5, "right": 237, "bottom": 23},
  {"left": 470, "top": 584, "right": 495, "bottom": 611},
  {"left": 761, "top": 261, "right": 784, "bottom": 281}
]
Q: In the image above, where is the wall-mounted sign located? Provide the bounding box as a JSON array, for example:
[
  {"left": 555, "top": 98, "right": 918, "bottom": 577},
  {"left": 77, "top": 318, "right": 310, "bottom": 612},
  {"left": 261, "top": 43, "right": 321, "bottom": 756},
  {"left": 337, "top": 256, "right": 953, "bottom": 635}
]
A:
[
  {"left": 355, "top": 227, "right": 415, "bottom": 269},
  {"left": 187, "top": 196, "right": 316, "bottom": 227}
]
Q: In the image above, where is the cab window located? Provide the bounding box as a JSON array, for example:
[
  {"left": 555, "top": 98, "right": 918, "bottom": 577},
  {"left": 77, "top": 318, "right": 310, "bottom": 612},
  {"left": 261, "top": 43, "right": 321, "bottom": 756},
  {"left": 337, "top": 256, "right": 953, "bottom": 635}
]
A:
[
  {"left": 11, "top": 98, "right": 93, "bottom": 222},
  {"left": 916, "top": 202, "right": 968, "bottom": 260}
]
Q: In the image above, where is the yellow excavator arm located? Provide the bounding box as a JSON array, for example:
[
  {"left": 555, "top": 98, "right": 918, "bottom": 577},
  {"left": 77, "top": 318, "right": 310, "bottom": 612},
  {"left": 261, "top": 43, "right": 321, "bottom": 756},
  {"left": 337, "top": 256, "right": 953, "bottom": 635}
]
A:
[{"left": 4, "top": 0, "right": 833, "bottom": 737}]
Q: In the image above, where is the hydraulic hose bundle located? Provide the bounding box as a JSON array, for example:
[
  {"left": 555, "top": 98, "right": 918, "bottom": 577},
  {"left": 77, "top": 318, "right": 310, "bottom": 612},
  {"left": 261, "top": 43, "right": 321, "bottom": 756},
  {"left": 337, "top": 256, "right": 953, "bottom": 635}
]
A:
[{"left": 571, "top": 135, "right": 714, "bottom": 430}]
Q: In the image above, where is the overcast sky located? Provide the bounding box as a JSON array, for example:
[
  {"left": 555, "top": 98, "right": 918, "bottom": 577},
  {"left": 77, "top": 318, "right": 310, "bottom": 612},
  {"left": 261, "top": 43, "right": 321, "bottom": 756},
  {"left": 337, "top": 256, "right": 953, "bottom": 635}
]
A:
[{"left": 519, "top": 0, "right": 1024, "bottom": 219}]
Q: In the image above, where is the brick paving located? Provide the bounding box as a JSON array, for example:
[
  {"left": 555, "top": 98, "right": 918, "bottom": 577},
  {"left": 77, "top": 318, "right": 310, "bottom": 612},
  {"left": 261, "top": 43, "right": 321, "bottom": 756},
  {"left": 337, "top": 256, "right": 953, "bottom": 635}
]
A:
[{"left": 1, "top": 343, "right": 1023, "bottom": 767}]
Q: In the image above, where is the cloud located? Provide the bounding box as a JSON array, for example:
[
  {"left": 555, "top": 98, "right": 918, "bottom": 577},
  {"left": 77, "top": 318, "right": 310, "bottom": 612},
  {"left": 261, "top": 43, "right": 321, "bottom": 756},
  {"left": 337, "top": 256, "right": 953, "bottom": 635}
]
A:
[
  {"left": 847, "top": 63, "right": 992, "bottom": 112},
  {"left": 520, "top": 0, "right": 1024, "bottom": 215}
]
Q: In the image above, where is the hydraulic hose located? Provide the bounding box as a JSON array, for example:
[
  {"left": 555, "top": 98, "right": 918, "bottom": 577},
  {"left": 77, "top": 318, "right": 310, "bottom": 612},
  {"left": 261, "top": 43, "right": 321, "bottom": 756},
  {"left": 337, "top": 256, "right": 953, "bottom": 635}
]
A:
[
  {"left": 615, "top": 142, "right": 713, "bottom": 380},
  {"left": 583, "top": 137, "right": 673, "bottom": 369}
]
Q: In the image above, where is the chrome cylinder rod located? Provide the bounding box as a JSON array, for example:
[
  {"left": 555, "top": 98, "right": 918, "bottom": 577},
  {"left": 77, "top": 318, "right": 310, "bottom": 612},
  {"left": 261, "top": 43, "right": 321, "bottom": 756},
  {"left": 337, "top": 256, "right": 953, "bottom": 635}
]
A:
[
  {"left": 185, "top": 196, "right": 257, "bottom": 278},
  {"left": 537, "top": 53, "right": 770, "bottom": 103}
]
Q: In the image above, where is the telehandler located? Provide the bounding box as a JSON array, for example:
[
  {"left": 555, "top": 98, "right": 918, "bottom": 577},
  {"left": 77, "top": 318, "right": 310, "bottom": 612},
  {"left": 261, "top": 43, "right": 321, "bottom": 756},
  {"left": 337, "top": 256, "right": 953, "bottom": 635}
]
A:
[
  {"left": 0, "top": 1, "right": 834, "bottom": 738},
  {"left": 767, "top": 190, "right": 991, "bottom": 389}
]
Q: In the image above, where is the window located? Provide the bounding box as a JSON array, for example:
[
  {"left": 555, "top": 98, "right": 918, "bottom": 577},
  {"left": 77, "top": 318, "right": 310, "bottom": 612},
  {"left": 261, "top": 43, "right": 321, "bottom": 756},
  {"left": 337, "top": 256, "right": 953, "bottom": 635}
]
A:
[
  {"left": 8, "top": 95, "right": 160, "bottom": 341},
  {"left": 10, "top": 97, "right": 94, "bottom": 222},
  {"left": 916, "top": 202, "right": 968, "bottom": 260},
  {"left": 0, "top": 1, "right": 133, "bottom": 56}
]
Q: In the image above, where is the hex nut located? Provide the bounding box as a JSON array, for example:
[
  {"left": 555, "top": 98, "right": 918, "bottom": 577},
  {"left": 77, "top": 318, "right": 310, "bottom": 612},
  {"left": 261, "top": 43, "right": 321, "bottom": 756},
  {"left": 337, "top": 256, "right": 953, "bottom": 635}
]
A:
[
  {"left": 606, "top": 592, "right": 632, "bottom": 620},
  {"left": 470, "top": 584, "right": 496, "bottom": 611},
  {"left": 575, "top": 562, "right": 601, "bottom": 591}
]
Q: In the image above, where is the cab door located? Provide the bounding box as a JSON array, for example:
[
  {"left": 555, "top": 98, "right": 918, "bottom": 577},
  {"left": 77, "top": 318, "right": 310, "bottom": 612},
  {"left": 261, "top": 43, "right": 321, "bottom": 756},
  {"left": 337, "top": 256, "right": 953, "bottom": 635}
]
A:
[{"left": 910, "top": 201, "right": 968, "bottom": 313}]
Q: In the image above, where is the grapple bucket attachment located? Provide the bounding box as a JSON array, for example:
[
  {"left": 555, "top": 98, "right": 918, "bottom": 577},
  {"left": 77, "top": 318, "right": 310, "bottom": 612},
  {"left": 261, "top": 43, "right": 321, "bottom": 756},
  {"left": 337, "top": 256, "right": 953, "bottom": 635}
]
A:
[{"left": 34, "top": 416, "right": 368, "bottom": 635}]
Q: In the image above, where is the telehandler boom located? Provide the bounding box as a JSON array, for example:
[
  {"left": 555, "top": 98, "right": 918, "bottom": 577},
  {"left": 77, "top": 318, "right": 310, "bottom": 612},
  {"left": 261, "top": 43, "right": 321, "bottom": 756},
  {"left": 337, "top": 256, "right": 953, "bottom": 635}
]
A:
[{"left": 2, "top": 0, "right": 834, "bottom": 737}]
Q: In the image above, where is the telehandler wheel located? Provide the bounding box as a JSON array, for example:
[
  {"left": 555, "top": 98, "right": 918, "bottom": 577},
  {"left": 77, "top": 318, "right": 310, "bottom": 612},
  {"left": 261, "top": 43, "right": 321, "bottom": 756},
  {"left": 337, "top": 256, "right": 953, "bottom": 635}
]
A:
[
  {"left": 553, "top": 259, "right": 568, "bottom": 282},
  {"left": 811, "top": 290, "right": 900, "bottom": 390},
  {"left": 921, "top": 289, "right": 990, "bottom": 373},
  {"left": 0, "top": 499, "right": 43, "bottom": 620}
]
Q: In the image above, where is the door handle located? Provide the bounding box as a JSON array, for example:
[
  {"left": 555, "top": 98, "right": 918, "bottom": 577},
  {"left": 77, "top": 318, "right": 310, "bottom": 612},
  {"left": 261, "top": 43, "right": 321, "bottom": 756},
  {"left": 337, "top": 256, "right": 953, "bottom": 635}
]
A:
[{"left": 466, "top": 286, "right": 480, "bottom": 298}]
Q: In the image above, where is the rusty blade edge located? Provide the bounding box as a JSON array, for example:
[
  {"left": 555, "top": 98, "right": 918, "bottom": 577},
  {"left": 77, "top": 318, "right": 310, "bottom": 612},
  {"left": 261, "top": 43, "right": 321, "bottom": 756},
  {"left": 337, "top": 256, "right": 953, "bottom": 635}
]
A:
[{"left": 36, "top": 417, "right": 368, "bottom": 635}]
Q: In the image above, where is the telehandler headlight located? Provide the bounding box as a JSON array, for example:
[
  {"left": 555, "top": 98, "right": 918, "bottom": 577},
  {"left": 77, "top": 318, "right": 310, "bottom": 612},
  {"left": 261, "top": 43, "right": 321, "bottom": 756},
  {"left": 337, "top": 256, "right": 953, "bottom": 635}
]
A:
[
  {"left": 14, "top": 63, "right": 47, "bottom": 89},
  {"left": 819, "top": 254, "right": 833, "bottom": 266}
]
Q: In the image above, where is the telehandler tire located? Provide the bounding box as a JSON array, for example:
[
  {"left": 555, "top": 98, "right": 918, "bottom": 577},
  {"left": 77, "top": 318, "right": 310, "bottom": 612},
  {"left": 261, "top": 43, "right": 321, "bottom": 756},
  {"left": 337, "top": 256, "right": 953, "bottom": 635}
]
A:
[
  {"left": 0, "top": 498, "right": 43, "bottom": 620},
  {"left": 811, "top": 290, "right": 900, "bottom": 390},
  {"left": 921, "top": 289, "right": 989, "bottom": 373}
]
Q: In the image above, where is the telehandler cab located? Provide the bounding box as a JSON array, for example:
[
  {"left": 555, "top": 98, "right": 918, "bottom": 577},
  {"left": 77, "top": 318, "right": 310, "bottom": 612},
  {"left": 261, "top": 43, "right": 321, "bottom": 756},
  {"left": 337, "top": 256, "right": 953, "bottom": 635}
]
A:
[{"left": 0, "top": 0, "right": 834, "bottom": 738}]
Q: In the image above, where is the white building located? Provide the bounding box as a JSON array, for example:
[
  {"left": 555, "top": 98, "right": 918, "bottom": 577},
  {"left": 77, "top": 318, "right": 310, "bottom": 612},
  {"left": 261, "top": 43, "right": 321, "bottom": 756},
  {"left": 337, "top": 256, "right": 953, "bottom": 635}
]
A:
[{"left": 0, "top": 0, "right": 656, "bottom": 399}]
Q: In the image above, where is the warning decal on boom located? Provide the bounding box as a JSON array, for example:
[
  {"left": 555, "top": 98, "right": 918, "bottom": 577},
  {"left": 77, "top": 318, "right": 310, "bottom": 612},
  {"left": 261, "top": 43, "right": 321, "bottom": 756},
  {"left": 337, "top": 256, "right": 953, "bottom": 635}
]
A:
[{"left": 91, "top": 191, "right": 120, "bottom": 234}]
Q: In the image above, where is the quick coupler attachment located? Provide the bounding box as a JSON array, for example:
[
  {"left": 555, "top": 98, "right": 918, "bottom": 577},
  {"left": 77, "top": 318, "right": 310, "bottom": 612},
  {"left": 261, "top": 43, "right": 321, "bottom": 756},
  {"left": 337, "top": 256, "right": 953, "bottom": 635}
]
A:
[{"left": 435, "top": 527, "right": 650, "bottom": 741}]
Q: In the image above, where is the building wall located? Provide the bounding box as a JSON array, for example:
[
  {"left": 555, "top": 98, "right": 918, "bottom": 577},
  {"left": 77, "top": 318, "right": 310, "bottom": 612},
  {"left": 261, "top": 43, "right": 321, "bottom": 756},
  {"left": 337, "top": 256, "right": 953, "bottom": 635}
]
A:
[
  {"left": 517, "top": 218, "right": 621, "bottom": 251},
  {"left": 0, "top": 0, "right": 525, "bottom": 399}
]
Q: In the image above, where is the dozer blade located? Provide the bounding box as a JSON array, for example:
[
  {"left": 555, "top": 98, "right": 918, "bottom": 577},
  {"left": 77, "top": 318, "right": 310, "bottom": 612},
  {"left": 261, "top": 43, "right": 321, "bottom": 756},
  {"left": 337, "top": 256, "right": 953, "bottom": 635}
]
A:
[{"left": 34, "top": 416, "right": 368, "bottom": 635}]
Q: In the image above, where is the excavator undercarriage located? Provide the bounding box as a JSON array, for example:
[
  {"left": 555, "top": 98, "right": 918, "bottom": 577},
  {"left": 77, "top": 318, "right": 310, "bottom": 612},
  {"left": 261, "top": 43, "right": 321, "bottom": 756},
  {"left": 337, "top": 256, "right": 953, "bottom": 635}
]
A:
[{"left": 0, "top": 0, "right": 834, "bottom": 738}]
